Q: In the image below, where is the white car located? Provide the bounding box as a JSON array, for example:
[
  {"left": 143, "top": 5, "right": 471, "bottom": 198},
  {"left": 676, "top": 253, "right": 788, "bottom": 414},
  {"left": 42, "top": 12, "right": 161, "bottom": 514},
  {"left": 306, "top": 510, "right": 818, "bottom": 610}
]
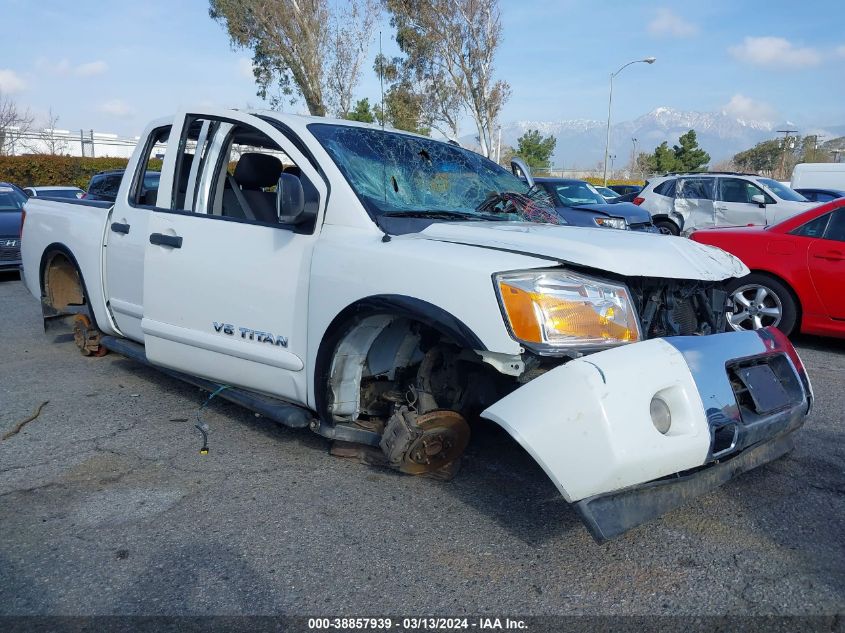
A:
[
  {"left": 23, "top": 186, "right": 85, "bottom": 199},
  {"left": 635, "top": 172, "right": 816, "bottom": 235},
  {"left": 19, "top": 108, "right": 812, "bottom": 542}
]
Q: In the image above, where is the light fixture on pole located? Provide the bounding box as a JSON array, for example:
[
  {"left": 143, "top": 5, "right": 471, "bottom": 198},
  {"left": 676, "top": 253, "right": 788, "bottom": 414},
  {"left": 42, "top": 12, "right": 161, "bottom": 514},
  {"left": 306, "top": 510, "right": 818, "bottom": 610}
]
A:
[{"left": 603, "top": 57, "right": 656, "bottom": 186}]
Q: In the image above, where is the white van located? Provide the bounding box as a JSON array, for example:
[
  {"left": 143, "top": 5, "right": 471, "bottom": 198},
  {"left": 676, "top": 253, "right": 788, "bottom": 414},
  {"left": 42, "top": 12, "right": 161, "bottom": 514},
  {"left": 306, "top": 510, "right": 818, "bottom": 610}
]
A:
[{"left": 791, "top": 162, "right": 845, "bottom": 190}]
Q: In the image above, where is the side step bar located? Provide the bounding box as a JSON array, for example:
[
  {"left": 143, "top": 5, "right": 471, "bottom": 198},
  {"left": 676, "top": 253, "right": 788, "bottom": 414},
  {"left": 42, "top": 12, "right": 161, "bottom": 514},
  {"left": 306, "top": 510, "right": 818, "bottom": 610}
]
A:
[{"left": 100, "top": 336, "right": 381, "bottom": 446}]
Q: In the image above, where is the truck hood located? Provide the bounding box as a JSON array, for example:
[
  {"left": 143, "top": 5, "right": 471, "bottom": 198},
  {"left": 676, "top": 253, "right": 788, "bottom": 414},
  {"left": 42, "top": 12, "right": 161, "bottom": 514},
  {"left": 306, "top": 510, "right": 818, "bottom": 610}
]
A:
[
  {"left": 401, "top": 221, "right": 749, "bottom": 281},
  {"left": 567, "top": 201, "right": 652, "bottom": 224}
]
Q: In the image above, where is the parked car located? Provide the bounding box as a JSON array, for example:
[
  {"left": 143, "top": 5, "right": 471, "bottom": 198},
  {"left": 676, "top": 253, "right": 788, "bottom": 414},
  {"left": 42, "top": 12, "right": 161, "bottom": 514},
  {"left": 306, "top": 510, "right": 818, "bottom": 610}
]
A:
[
  {"left": 85, "top": 170, "right": 160, "bottom": 202},
  {"left": 791, "top": 162, "right": 845, "bottom": 191},
  {"left": 593, "top": 185, "right": 620, "bottom": 201},
  {"left": 20, "top": 108, "right": 812, "bottom": 542},
  {"left": 23, "top": 186, "right": 85, "bottom": 199},
  {"left": 608, "top": 184, "right": 642, "bottom": 196},
  {"left": 0, "top": 182, "right": 26, "bottom": 271},
  {"left": 690, "top": 198, "right": 845, "bottom": 338},
  {"left": 635, "top": 172, "right": 816, "bottom": 236},
  {"left": 793, "top": 188, "right": 845, "bottom": 203},
  {"left": 533, "top": 177, "right": 656, "bottom": 232}
]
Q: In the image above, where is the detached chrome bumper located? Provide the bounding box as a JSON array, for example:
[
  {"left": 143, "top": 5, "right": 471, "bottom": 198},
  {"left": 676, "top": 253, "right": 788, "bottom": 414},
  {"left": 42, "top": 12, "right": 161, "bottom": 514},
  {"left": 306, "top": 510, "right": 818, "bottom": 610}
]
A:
[{"left": 481, "top": 327, "right": 811, "bottom": 542}]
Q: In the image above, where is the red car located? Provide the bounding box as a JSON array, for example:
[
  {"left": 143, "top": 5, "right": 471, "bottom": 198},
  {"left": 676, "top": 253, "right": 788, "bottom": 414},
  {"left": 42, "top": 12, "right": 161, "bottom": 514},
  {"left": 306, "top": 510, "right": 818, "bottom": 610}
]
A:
[{"left": 691, "top": 198, "right": 845, "bottom": 338}]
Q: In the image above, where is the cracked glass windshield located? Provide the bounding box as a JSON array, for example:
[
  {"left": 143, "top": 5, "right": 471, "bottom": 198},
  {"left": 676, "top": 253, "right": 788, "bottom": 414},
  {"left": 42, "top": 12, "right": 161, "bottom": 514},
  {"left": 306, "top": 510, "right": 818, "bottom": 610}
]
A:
[{"left": 308, "top": 123, "right": 559, "bottom": 225}]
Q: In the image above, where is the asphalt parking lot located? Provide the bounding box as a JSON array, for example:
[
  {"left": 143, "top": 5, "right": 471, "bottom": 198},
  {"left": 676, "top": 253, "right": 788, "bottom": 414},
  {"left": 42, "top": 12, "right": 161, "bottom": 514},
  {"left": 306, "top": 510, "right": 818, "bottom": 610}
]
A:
[{"left": 1, "top": 271, "right": 844, "bottom": 616}]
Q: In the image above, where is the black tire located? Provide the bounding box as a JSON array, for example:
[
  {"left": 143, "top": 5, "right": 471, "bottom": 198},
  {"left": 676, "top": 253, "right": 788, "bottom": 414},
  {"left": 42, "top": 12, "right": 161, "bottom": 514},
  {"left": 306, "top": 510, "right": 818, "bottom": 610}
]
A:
[
  {"left": 654, "top": 219, "right": 680, "bottom": 236},
  {"left": 724, "top": 273, "right": 798, "bottom": 336}
]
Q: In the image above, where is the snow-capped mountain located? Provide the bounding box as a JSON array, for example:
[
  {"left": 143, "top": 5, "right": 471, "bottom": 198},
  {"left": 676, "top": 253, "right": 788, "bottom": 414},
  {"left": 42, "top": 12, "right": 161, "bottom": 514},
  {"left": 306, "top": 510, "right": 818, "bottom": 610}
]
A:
[{"left": 478, "top": 107, "right": 840, "bottom": 168}]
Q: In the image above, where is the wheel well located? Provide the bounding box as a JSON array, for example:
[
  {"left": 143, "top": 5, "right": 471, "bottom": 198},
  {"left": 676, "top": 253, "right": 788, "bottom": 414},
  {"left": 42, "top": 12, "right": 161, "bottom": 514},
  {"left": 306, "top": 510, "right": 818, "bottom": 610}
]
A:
[
  {"left": 313, "top": 297, "right": 496, "bottom": 428},
  {"left": 42, "top": 252, "right": 84, "bottom": 310},
  {"left": 38, "top": 244, "right": 97, "bottom": 327},
  {"left": 746, "top": 269, "right": 803, "bottom": 329},
  {"left": 652, "top": 214, "right": 679, "bottom": 228}
]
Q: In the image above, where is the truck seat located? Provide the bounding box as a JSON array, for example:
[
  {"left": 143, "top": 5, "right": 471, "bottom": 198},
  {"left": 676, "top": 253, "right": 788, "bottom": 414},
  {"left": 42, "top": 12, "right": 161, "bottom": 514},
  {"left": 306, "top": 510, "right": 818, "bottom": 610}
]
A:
[{"left": 223, "top": 153, "right": 283, "bottom": 223}]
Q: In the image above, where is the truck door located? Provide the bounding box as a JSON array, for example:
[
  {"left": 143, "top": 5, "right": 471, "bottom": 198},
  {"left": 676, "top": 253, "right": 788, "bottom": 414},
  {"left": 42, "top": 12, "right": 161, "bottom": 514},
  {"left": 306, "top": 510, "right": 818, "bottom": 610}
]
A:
[
  {"left": 808, "top": 208, "right": 845, "bottom": 319},
  {"left": 141, "top": 109, "right": 326, "bottom": 403},
  {"left": 104, "top": 122, "right": 171, "bottom": 342},
  {"left": 715, "top": 177, "right": 769, "bottom": 227}
]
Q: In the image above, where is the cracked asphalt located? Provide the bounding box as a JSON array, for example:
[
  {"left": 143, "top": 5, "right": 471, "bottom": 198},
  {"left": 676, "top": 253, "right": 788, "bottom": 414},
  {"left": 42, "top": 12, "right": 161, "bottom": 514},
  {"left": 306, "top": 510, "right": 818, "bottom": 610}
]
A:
[{"left": 1, "top": 272, "right": 844, "bottom": 616}]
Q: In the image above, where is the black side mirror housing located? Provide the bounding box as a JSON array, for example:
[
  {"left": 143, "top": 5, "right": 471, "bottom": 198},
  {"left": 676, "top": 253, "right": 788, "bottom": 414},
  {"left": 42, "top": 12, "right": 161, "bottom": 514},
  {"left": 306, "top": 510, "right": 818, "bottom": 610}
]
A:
[{"left": 276, "top": 172, "right": 306, "bottom": 224}]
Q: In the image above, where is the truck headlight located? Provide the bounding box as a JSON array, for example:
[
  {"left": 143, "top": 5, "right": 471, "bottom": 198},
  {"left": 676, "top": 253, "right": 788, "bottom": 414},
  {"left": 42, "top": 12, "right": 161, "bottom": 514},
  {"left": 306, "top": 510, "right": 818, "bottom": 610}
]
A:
[
  {"left": 495, "top": 269, "right": 641, "bottom": 349},
  {"left": 593, "top": 216, "right": 628, "bottom": 230}
]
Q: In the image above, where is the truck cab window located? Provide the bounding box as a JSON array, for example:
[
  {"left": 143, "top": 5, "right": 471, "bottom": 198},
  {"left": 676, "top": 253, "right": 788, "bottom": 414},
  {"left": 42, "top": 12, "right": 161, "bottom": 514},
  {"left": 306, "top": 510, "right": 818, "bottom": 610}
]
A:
[{"left": 131, "top": 126, "right": 169, "bottom": 207}]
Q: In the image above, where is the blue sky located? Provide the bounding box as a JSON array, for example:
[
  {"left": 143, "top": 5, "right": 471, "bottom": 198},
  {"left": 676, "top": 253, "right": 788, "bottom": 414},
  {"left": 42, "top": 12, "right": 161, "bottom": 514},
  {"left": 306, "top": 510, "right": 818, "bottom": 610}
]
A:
[{"left": 2, "top": 0, "right": 843, "bottom": 137}]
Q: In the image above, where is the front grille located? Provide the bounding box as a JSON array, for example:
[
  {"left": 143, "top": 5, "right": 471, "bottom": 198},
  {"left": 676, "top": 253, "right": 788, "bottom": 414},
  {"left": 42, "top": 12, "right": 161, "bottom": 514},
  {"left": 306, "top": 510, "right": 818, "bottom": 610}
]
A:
[{"left": 0, "top": 242, "right": 21, "bottom": 262}]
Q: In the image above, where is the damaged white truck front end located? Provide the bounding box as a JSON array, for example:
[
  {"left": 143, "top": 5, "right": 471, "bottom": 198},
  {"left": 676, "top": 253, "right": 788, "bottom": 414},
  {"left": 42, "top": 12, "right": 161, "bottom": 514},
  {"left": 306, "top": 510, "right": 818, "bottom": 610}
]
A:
[{"left": 483, "top": 327, "right": 811, "bottom": 541}]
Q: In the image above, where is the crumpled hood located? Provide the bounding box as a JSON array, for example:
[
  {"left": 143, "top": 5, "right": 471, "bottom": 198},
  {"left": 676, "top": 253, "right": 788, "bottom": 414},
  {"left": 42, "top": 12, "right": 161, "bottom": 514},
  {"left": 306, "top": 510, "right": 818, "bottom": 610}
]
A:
[
  {"left": 400, "top": 221, "right": 749, "bottom": 281},
  {"left": 568, "top": 201, "right": 652, "bottom": 224}
]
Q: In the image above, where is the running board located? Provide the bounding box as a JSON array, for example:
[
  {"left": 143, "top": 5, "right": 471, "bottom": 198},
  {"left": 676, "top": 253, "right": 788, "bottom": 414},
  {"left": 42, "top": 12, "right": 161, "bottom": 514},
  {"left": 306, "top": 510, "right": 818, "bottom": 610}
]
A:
[{"left": 100, "top": 336, "right": 381, "bottom": 446}]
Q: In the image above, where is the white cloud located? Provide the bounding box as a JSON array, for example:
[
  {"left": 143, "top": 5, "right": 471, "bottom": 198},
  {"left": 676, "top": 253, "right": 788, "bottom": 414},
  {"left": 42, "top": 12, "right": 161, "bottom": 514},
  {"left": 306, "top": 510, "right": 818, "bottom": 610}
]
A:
[
  {"left": 648, "top": 8, "right": 697, "bottom": 37},
  {"left": 237, "top": 57, "right": 255, "bottom": 80},
  {"left": 36, "top": 58, "right": 108, "bottom": 77},
  {"left": 75, "top": 61, "right": 108, "bottom": 77},
  {"left": 0, "top": 69, "right": 26, "bottom": 93},
  {"left": 721, "top": 94, "right": 777, "bottom": 123},
  {"left": 98, "top": 99, "right": 133, "bottom": 118},
  {"left": 729, "top": 36, "right": 821, "bottom": 69}
]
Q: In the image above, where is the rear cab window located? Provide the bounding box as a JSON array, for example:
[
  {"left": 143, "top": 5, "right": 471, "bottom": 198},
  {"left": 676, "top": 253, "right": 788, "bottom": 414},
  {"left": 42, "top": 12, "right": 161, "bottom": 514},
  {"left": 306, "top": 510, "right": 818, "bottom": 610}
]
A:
[{"left": 131, "top": 126, "right": 169, "bottom": 207}]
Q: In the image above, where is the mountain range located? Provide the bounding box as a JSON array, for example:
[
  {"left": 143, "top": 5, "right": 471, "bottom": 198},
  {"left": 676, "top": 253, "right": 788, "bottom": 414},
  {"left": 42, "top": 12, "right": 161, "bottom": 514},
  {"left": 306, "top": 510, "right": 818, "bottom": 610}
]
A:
[{"left": 478, "top": 107, "right": 844, "bottom": 169}]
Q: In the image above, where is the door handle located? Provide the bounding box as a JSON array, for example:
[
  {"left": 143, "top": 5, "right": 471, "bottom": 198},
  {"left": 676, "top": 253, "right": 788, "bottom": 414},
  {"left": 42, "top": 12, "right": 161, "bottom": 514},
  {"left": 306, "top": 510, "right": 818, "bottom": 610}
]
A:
[
  {"left": 149, "top": 233, "right": 183, "bottom": 248},
  {"left": 813, "top": 250, "right": 845, "bottom": 261},
  {"left": 110, "top": 222, "right": 130, "bottom": 234}
]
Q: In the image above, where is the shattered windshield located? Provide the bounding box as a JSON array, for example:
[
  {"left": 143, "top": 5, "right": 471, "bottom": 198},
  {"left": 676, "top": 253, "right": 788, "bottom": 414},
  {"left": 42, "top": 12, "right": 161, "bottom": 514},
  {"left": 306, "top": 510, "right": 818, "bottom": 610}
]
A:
[{"left": 308, "top": 123, "right": 559, "bottom": 224}]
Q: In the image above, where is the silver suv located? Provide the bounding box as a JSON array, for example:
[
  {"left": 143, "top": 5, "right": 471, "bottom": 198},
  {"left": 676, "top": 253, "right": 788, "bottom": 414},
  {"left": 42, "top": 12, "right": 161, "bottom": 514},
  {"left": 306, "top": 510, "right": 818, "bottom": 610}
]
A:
[{"left": 635, "top": 172, "right": 816, "bottom": 235}]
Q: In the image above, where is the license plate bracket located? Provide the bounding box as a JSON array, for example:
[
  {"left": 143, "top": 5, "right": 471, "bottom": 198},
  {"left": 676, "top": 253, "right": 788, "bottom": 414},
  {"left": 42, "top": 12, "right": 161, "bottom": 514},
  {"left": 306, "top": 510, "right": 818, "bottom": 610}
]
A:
[{"left": 735, "top": 363, "right": 791, "bottom": 414}]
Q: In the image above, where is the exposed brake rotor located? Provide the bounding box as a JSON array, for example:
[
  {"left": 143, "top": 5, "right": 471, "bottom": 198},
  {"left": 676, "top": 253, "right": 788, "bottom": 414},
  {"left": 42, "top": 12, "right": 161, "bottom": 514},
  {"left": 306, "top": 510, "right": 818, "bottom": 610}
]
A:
[
  {"left": 72, "top": 314, "right": 107, "bottom": 357},
  {"left": 380, "top": 406, "right": 470, "bottom": 476}
]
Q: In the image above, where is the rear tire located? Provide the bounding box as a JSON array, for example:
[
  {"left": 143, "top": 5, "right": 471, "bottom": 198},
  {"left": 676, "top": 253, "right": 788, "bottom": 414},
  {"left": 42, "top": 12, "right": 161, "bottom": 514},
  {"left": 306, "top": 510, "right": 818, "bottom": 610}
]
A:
[
  {"left": 725, "top": 273, "right": 798, "bottom": 336},
  {"left": 654, "top": 219, "right": 680, "bottom": 236}
]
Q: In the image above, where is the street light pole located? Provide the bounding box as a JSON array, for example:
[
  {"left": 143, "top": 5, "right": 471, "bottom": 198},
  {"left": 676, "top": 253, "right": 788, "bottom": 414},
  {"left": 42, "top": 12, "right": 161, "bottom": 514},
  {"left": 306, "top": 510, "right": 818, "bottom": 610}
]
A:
[{"left": 603, "top": 57, "right": 656, "bottom": 186}]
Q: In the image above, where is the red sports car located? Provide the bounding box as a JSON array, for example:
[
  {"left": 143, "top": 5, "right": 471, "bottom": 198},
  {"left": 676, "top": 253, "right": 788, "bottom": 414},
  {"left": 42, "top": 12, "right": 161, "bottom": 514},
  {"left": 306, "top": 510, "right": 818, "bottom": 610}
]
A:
[{"left": 690, "top": 198, "right": 845, "bottom": 338}]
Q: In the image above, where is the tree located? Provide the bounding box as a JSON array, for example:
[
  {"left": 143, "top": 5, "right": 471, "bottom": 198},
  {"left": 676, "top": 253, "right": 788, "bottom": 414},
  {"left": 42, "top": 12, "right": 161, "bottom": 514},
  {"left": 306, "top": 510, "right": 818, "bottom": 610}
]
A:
[
  {"left": 209, "top": 0, "right": 378, "bottom": 117},
  {"left": 644, "top": 141, "right": 679, "bottom": 173},
  {"left": 0, "top": 91, "right": 34, "bottom": 156},
  {"left": 345, "top": 98, "right": 376, "bottom": 123},
  {"left": 733, "top": 139, "right": 788, "bottom": 176},
  {"left": 515, "top": 129, "right": 556, "bottom": 171},
  {"left": 39, "top": 107, "right": 68, "bottom": 155},
  {"left": 374, "top": 54, "right": 430, "bottom": 135},
  {"left": 384, "top": 0, "right": 510, "bottom": 157},
  {"left": 642, "top": 130, "right": 710, "bottom": 174},
  {"left": 673, "top": 129, "right": 710, "bottom": 171}
]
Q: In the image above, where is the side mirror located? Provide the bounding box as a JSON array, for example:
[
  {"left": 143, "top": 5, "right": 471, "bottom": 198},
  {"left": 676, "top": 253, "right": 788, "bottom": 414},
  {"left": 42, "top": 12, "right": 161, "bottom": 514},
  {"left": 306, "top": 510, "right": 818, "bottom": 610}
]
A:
[
  {"left": 276, "top": 173, "right": 306, "bottom": 224},
  {"left": 750, "top": 193, "right": 766, "bottom": 207},
  {"left": 511, "top": 157, "right": 534, "bottom": 187}
]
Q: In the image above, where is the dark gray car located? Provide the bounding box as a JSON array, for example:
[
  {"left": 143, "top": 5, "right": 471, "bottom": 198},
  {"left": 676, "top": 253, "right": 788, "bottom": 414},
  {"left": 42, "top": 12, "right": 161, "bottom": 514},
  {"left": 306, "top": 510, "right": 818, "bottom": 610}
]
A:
[{"left": 533, "top": 177, "right": 657, "bottom": 232}]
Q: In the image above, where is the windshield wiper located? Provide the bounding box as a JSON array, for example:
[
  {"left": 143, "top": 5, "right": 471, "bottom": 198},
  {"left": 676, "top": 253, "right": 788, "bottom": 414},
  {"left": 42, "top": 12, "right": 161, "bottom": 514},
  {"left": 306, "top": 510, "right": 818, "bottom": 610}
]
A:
[{"left": 382, "top": 210, "right": 504, "bottom": 221}]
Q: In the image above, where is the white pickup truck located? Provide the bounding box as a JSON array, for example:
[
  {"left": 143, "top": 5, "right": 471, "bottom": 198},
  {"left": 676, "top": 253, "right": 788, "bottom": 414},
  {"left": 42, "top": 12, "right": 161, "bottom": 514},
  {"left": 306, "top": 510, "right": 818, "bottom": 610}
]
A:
[{"left": 21, "top": 107, "right": 812, "bottom": 542}]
